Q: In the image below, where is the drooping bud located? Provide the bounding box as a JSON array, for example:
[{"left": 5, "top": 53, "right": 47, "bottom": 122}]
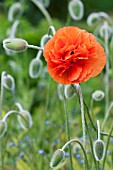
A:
[
  {"left": 64, "top": 85, "right": 76, "bottom": 99},
  {"left": 93, "top": 140, "right": 105, "bottom": 161},
  {"left": 3, "top": 38, "right": 28, "bottom": 52},
  {"left": 50, "top": 149, "right": 65, "bottom": 168},
  {"left": 29, "top": 58, "right": 43, "bottom": 78},
  {"left": 0, "top": 120, "right": 7, "bottom": 137},
  {"left": 18, "top": 110, "right": 33, "bottom": 130},
  {"left": 3, "top": 73, "right": 15, "bottom": 91},
  {"left": 92, "top": 90, "right": 105, "bottom": 101},
  {"left": 68, "top": 0, "right": 84, "bottom": 21}
]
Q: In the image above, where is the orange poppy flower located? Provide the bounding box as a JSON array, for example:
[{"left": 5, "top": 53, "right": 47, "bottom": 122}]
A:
[{"left": 43, "top": 26, "right": 106, "bottom": 84}]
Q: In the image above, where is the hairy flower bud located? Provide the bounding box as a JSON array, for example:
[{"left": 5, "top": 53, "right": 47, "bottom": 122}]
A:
[
  {"left": 92, "top": 90, "right": 105, "bottom": 101},
  {"left": 29, "top": 58, "right": 43, "bottom": 78},
  {"left": 0, "top": 120, "right": 7, "bottom": 137},
  {"left": 93, "top": 140, "right": 105, "bottom": 161},
  {"left": 68, "top": 0, "right": 84, "bottom": 21},
  {"left": 18, "top": 110, "right": 33, "bottom": 130},
  {"left": 64, "top": 85, "right": 75, "bottom": 99},
  {"left": 50, "top": 149, "right": 65, "bottom": 168},
  {"left": 3, "top": 38, "right": 28, "bottom": 52},
  {"left": 3, "top": 73, "right": 15, "bottom": 91}
]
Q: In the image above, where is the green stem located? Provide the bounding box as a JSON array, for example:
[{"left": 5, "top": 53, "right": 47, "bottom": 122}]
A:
[
  {"left": 65, "top": 0, "right": 71, "bottom": 25},
  {"left": 102, "top": 102, "right": 113, "bottom": 130},
  {"left": 31, "top": 0, "right": 52, "bottom": 25},
  {"left": 64, "top": 93, "right": 73, "bottom": 170},
  {"left": 62, "top": 139, "right": 89, "bottom": 170},
  {"left": 0, "top": 71, "right": 6, "bottom": 170},
  {"left": 102, "top": 123, "right": 113, "bottom": 170},
  {"left": 71, "top": 84, "right": 86, "bottom": 170},
  {"left": 84, "top": 110, "right": 98, "bottom": 170},
  {"left": 104, "top": 22, "right": 109, "bottom": 114},
  {"left": 83, "top": 100, "right": 113, "bottom": 138}
]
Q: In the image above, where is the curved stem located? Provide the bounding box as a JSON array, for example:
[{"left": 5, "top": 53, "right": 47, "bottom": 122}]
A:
[
  {"left": 9, "top": 20, "right": 20, "bottom": 38},
  {"left": 2, "top": 110, "right": 20, "bottom": 121},
  {"left": 31, "top": 0, "right": 52, "bottom": 25},
  {"left": 62, "top": 139, "right": 89, "bottom": 170},
  {"left": 47, "top": 26, "right": 56, "bottom": 36},
  {"left": 15, "top": 102, "right": 23, "bottom": 112}
]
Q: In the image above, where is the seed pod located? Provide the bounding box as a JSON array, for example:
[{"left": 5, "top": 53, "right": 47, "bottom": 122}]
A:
[
  {"left": 64, "top": 85, "right": 75, "bottom": 99},
  {"left": 29, "top": 58, "right": 43, "bottom": 78},
  {"left": 68, "top": 0, "right": 84, "bottom": 21},
  {"left": 18, "top": 110, "right": 33, "bottom": 130},
  {"left": 3, "top": 73, "right": 15, "bottom": 91},
  {"left": 50, "top": 149, "right": 65, "bottom": 168},
  {"left": 3, "top": 38, "right": 28, "bottom": 52},
  {"left": 93, "top": 140, "right": 105, "bottom": 161},
  {"left": 92, "top": 90, "right": 105, "bottom": 101},
  {"left": 0, "top": 120, "right": 7, "bottom": 137}
]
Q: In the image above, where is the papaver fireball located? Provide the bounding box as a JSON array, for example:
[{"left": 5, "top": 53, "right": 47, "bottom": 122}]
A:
[{"left": 43, "top": 26, "right": 106, "bottom": 84}]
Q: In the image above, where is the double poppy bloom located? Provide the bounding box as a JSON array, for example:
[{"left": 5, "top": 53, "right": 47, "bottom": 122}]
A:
[{"left": 43, "top": 26, "right": 106, "bottom": 84}]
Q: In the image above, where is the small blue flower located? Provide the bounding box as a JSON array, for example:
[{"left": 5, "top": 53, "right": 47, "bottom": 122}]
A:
[
  {"left": 24, "top": 135, "right": 29, "bottom": 140},
  {"left": 110, "top": 138, "right": 113, "bottom": 143},
  {"left": 107, "top": 150, "right": 111, "bottom": 155},
  {"left": 9, "top": 141, "right": 15, "bottom": 147},
  {"left": 45, "top": 120, "right": 50, "bottom": 126},
  {"left": 65, "top": 152, "right": 69, "bottom": 157},
  {"left": 54, "top": 139, "right": 59, "bottom": 145},
  {"left": 38, "top": 150, "right": 44, "bottom": 155},
  {"left": 76, "top": 154, "right": 81, "bottom": 159},
  {"left": 19, "top": 152, "right": 24, "bottom": 158},
  {"left": 80, "top": 159, "right": 84, "bottom": 164}
]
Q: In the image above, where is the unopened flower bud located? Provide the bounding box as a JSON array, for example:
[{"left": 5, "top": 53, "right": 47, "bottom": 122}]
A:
[
  {"left": 3, "top": 73, "right": 15, "bottom": 91},
  {"left": 68, "top": 0, "right": 84, "bottom": 21},
  {"left": 64, "top": 85, "right": 75, "bottom": 99},
  {"left": 50, "top": 149, "right": 65, "bottom": 168},
  {"left": 93, "top": 140, "right": 105, "bottom": 161},
  {"left": 18, "top": 110, "right": 33, "bottom": 130},
  {"left": 92, "top": 90, "right": 105, "bottom": 101},
  {"left": 0, "top": 120, "right": 7, "bottom": 137},
  {"left": 3, "top": 38, "right": 28, "bottom": 52},
  {"left": 29, "top": 58, "right": 43, "bottom": 78}
]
